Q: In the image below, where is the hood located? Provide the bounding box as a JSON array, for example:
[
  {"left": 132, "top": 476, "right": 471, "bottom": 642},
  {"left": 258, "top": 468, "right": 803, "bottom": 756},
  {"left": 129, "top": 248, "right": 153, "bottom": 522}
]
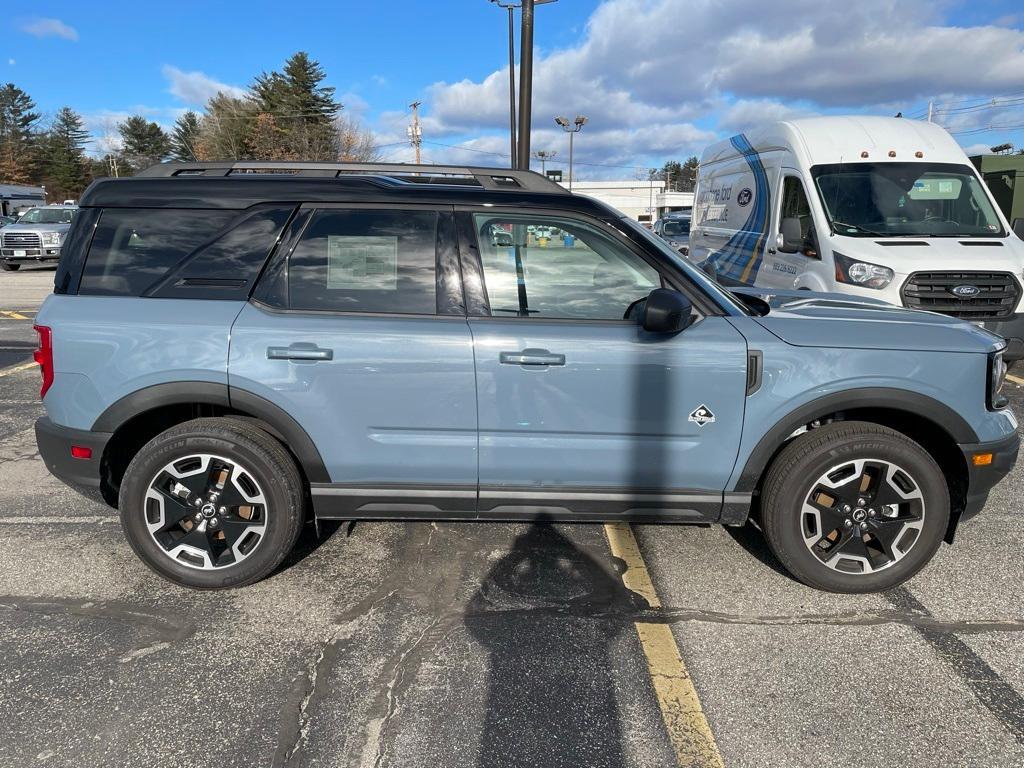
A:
[
  {"left": 732, "top": 287, "right": 1004, "bottom": 354},
  {"left": 827, "top": 234, "right": 1024, "bottom": 273},
  {"left": 3, "top": 221, "right": 70, "bottom": 233}
]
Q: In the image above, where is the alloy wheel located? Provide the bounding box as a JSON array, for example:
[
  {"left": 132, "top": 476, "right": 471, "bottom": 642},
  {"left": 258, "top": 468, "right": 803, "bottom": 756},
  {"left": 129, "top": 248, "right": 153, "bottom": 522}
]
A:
[
  {"left": 144, "top": 453, "right": 268, "bottom": 570},
  {"left": 801, "top": 458, "right": 926, "bottom": 574}
]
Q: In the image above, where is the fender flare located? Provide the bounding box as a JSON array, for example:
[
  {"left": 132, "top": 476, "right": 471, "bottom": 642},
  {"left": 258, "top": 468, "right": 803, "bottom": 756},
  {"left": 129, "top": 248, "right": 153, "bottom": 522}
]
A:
[
  {"left": 91, "top": 381, "right": 330, "bottom": 483},
  {"left": 734, "top": 387, "right": 977, "bottom": 493}
]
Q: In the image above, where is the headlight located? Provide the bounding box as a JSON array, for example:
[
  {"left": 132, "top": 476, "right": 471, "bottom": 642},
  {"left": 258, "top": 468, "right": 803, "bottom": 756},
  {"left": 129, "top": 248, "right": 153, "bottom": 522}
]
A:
[
  {"left": 42, "top": 232, "right": 61, "bottom": 246},
  {"left": 833, "top": 252, "right": 894, "bottom": 290},
  {"left": 989, "top": 349, "right": 1009, "bottom": 410}
]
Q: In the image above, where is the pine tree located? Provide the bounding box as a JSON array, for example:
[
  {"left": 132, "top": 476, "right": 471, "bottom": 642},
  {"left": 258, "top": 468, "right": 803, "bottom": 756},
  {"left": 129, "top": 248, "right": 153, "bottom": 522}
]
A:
[
  {"left": 170, "top": 111, "right": 201, "bottom": 161},
  {"left": 118, "top": 115, "right": 171, "bottom": 172},
  {"left": 252, "top": 52, "right": 340, "bottom": 160},
  {"left": 0, "top": 83, "right": 41, "bottom": 185},
  {"left": 42, "top": 106, "right": 90, "bottom": 199}
]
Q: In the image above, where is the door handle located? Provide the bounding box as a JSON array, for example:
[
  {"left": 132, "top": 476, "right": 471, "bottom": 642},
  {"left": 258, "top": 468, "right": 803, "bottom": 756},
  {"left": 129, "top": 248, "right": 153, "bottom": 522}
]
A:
[
  {"left": 500, "top": 349, "right": 566, "bottom": 367},
  {"left": 267, "top": 345, "right": 333, "bottom": 361}
]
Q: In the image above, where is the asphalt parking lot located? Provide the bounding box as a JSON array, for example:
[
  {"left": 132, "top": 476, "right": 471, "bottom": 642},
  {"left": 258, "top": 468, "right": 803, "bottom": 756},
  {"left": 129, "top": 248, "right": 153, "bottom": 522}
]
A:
[{"left": 1, "top": 267, "right": 1023, "bottom": 767}]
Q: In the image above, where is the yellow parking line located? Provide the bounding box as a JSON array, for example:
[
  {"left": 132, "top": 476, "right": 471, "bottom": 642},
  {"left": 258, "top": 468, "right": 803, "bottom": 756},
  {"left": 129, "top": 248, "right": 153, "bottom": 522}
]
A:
[
  {"left": 604, "top": 523, "right": 725, "bottom": 768},
  {"left": 1006, "top": 373, "right": 1024, "bottom": 387},
  {"left": 0, "top": 360, "right": 37, "bottom": 378},
  {"left": 0, "top": 310, "right": 30, "bottom": 320}
]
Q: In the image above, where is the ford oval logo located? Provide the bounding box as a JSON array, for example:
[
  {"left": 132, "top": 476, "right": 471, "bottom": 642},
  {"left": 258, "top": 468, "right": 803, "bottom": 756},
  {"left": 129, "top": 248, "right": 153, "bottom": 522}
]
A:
[{"left": 951, "top": 284, "right": 981, "bottom": 298}]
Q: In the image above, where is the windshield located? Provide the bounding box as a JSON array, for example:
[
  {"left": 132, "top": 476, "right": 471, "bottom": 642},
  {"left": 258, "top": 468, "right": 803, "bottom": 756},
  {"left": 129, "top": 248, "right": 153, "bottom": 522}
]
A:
[
  {"left": 662, "top": 219, "right": 691, "bottom": 237},
  {"left": 812, "top": 162, "right": 1004, "bottom": 237},
  {"left": 19, "top": 207, "right": 76, "bottom": 224},
  {"left": 616, "top": 216, "right": 750, "bottom": 315}
]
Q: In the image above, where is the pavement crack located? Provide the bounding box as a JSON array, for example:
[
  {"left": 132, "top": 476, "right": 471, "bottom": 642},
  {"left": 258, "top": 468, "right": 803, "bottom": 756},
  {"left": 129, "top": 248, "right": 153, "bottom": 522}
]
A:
[
  {"left": 371, "top": 614, "right": 450, "bottom": 768},
  {"left": 274, "top": 595, "right": 397, "bottom": 768}
]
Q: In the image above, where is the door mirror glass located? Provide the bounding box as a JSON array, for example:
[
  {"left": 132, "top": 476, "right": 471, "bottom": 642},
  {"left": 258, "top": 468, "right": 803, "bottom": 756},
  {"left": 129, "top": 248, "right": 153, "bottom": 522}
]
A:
[
  {"left": 639, "top": 288, "right": 694, "bottom": 333},
  {"left": 780, "top": 217, "right": 803, "bottom": 253},
  {"left": 1012, "top": 218, "right": 1024, "bottom": 240},
  {"left": 775, "top": 232, "right": 785, "bottom": 250}
]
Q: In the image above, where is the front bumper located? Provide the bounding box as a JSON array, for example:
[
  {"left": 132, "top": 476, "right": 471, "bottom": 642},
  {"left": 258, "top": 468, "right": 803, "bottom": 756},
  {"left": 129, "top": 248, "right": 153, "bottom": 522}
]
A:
[
  {"left": 1, "top": 246, "right": 61, "bottom": 262},
  {"left": 977, "top": 313, "right": 1024, "bottom": 361},
  {"left": 35, "top": 417, "right": 111, "bottom": 491},
  {"left": 959, "top": 431, "right": 1020, "bottom": 522}
]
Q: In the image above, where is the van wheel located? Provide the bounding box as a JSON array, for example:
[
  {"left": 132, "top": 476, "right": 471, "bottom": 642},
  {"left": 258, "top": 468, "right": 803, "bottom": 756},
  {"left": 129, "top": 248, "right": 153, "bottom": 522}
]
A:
[
  {"left": 760, "top": 421, "right": 949, "bottom": 593},
  {"left": 119, "top": 418, "right": 306, "bottom": 589},
  {"left": 1, "top": 262, "right": 20, "bottom": 271}
]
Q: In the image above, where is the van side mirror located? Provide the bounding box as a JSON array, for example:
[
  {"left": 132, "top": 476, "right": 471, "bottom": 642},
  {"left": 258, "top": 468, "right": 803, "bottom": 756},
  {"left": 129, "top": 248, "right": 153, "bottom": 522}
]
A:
[
  {"left": 779, "top": 217, "right": 803, "bottom": 253},
  {"left": 640, "top": 288, "right": 694, "bottom": 334},
  {"left": 1012, "top": 218, "right": 1024, "bottom": 240}
]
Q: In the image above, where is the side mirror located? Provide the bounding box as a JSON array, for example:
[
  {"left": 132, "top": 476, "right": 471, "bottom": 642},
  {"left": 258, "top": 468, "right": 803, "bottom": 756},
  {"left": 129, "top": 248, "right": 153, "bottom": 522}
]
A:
[
  {"left": 779, "top": 217, "right": 802, "bottom": 253},
  {"left": 1012, "top": 218, "right": 1024, "bottom": 240},
  {"left": 640, "top": 288, "right": 694, "bottom": 334}
]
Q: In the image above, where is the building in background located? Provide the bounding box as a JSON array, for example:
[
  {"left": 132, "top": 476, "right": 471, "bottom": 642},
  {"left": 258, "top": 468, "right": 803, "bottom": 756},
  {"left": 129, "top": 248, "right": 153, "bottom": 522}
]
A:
[{"left": 558, "top": 179, "right": 694, "bottom": 224}]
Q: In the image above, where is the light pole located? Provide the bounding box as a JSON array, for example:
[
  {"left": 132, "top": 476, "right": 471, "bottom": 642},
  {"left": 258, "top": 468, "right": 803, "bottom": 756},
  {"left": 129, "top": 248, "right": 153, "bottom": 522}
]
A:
[
  {"left": 555, "top": 115, "right": 587, "bottom": 191},
  {"left": 532, "top": 150, "right": 556, "bottom": 175},
  {"left": 489, "top": 0, "right": 519, "bottom": 168}
]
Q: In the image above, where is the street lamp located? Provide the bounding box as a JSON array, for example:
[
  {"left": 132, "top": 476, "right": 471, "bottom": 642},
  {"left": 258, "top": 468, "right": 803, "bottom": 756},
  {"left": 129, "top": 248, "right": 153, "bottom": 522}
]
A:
[
  {"left": 532, "top": 149, "right": 556, "bottom": 175},
  {"left": 489, "top": 0, "right": 519, "bottom": 168},
  {"left": 555, "top": 115, "right": 587, "bottom": 191},
  {"left": 489, "top": 0, "right": 557, "bottom": 169}
]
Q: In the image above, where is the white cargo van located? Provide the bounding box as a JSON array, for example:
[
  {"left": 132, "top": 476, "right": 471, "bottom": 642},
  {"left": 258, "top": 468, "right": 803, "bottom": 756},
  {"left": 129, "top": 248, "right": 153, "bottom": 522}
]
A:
[{"left": 690, "top": 116, "right": 1024, "bottom": 358}]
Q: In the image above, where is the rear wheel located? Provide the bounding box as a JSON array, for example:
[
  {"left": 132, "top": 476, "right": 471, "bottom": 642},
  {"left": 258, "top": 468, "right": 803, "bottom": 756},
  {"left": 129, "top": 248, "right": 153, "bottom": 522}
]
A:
[
  {"left": 119, "top": 418, "right": 306, "bottom": 589},
  {"left": 1, "top": 262, "right": 20, "bottom": 271},
  {"left": 760, "top": 421, "right": 949, "bottom": 593}
]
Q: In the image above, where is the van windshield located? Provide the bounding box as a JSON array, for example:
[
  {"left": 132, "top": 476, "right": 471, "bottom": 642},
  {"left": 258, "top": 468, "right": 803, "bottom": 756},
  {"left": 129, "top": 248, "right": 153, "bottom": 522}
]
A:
[{"left": 811, "top": 162, "right": 1005, "bottom": 237}]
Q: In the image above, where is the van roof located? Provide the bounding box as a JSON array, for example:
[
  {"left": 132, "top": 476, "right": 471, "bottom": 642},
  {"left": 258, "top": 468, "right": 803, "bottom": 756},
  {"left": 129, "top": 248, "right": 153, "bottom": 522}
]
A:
[{"left": 701, "top": 116, "right": 969, "bottom": 168}]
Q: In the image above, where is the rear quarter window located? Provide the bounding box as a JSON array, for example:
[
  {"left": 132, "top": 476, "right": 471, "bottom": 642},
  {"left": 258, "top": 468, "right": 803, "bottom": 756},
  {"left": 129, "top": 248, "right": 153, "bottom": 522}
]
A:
[{"left": 79, "top": 208, "right": 236, "bottom": 296}]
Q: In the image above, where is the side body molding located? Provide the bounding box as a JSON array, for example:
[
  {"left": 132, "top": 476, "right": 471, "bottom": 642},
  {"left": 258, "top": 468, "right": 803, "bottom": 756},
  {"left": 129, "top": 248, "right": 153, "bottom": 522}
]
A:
[{"left": 90, "top": 381, "right": 330, "bottom": 483}]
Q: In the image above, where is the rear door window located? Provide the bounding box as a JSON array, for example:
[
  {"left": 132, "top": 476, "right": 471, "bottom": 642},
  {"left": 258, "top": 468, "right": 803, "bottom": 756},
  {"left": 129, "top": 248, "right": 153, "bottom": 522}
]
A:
[
  {"left": 286, "top": 209, "right": 438, "bottom": 314},
  {"left": 80, "top": 208, "right": 235, "bottom": 296}
]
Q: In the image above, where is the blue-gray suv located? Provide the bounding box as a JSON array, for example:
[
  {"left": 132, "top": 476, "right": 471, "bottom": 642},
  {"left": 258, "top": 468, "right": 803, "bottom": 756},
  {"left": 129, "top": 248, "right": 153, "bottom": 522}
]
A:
[{"left": 32, "top": 161, "right": 1019, "bottom": 592}]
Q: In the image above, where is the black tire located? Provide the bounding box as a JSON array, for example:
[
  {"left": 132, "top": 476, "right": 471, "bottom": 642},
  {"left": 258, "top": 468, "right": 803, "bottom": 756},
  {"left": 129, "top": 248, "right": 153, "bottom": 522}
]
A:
[
  {"left": 119, "top": 417, "right": 306, "bottom": 589},
  {"left": 1, "top": 262, "right": 20, "bottom": 271},
  {"left": 760, "top": 421, "right": 949, "bottom": 593}
]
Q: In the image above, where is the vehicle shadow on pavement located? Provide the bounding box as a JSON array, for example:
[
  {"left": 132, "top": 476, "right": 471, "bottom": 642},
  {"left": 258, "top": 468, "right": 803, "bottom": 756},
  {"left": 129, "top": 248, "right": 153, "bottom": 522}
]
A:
[
  {"left": 724, "top": 520, "right": 793, "bottom": 579},
  {"left": 465, "top": 521, "right": 649, "bottom": 768}
]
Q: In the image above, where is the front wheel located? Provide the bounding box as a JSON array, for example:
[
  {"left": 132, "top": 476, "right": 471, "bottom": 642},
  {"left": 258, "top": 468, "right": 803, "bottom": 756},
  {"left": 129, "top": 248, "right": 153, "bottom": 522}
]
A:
[
  {"left": 760, "top": 421, "right": 949, "bottom": 593},
  {"left": 119, "top": 418, "right": 306, "bottom": 589},
  {"left": 1, "top": 262, "right": 20, "bottom": 271}
]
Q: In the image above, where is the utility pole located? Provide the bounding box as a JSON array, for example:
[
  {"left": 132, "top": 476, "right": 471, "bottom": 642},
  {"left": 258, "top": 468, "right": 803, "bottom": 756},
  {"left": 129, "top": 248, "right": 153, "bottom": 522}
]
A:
[
  {"left": 516, "top": 0, "right": 535, "bottom": 169},
  {"left": 407, "top": 101, "right": 423, "bottom": 164},
  {"left": 533, "top": 150, "right": 556, "bottom": 175},
  {"left": 927, "top": 100, "right": 934, "bottom": 123}
]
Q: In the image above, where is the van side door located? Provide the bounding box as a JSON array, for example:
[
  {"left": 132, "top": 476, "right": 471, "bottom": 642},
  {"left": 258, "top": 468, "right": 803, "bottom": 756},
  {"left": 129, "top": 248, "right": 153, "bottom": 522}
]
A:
[
  {"left": 764, "top": 171, "right": 821, "bottom": 288},
  {"left": 230, "top": 204, "right": 478, "bottom": 518}
]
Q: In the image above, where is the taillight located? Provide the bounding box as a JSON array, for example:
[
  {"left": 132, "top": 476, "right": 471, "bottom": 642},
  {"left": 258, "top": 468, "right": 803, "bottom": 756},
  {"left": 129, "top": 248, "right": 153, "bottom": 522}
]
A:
[{"left": 33, "top": 325, "right": 53, "bottom": 399}]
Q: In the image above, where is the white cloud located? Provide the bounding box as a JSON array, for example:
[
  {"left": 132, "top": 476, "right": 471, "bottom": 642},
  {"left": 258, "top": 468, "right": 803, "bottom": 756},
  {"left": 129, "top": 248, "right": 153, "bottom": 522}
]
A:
[
  {"left": 7, "top": 59, "right": 13, "bottom": 66},
  {"left": 418, "top": 0, "right": 1024, "bottom": 173},
  {"left": 162, "top": 65, "right": 247, "bottom": 106},
  {"left": 20, "top": 17, "right": 78, "bottom": 41}
]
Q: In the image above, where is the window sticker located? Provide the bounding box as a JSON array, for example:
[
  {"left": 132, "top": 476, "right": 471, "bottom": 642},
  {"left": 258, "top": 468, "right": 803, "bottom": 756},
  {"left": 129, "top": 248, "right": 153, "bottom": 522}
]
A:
[{"left": 327, "top": 235, "right": 398, "bottom": 290}]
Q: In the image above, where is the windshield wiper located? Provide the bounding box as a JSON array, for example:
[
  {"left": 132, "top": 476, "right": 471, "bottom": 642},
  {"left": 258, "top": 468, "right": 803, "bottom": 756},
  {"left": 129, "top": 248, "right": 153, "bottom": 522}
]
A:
[{"left": 830, "top": 220, "right": 886, "bottom": 237}]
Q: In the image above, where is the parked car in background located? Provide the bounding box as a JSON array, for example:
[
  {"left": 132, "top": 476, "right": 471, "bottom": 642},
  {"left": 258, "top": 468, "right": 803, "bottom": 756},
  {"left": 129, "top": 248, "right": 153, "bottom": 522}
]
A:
[
  {"left": 690, "top": 117, "right": 1024, "bottom": 359},
  {"left": 0, "top": 183, "right": 46, "bottom": 219},
  {"left": 654, "top": 213, "right": 691, "bottom": 255},
  {"left": 0, "top": 204, "right": 78, "bottom": 271},
  {"left": 33, "top": 161, "right": 1017, "bottom": 593},
  {"left": 0, "top": 215, "right": 16, "bottom": 228}
]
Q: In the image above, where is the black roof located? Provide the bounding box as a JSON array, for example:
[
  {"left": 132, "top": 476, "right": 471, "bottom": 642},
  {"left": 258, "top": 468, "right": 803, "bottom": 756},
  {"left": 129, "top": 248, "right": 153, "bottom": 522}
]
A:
[{"left": 79, "top": 161, "right": 619, "bottom": 218}]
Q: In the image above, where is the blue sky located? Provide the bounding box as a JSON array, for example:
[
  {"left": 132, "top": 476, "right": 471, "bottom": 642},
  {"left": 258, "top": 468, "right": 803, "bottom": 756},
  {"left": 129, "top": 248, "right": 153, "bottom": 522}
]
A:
[{"left": 5, "top": 0, "right": 1024, "bottom": 178}]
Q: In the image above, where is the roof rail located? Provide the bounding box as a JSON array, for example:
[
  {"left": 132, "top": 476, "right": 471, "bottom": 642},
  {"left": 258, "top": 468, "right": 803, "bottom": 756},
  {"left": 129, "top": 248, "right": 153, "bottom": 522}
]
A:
[{"left": 135, "top": 161, "right": 568, "bottom": 194}]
